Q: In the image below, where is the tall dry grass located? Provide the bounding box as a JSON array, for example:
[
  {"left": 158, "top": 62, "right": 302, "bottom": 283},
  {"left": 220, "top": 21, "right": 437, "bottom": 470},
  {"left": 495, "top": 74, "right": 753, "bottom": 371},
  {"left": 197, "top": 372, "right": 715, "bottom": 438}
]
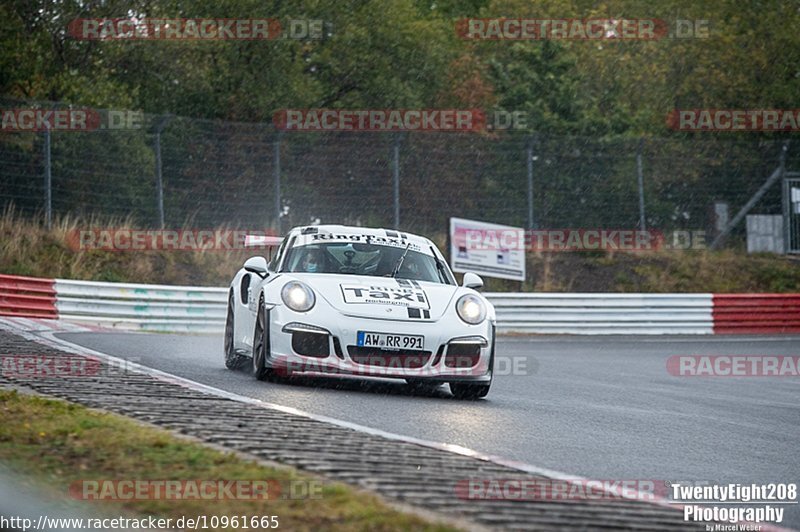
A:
[
  {"left": 1, "top": 206, "right": 798, "bottom": 291},
  {"left": 0, "top": 206, "right": 256, "bottom": 285}
]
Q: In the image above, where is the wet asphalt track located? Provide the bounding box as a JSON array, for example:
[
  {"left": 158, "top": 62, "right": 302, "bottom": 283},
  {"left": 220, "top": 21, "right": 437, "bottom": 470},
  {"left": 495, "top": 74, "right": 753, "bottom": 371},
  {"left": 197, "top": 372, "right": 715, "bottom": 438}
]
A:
[{"left": 57, "top": 332, "right": 800, "bottom": 527}]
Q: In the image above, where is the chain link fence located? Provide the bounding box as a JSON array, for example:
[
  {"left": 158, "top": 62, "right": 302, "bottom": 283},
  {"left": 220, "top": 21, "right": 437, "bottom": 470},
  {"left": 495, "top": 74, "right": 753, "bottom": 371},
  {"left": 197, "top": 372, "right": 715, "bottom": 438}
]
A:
[{"left": 1, "top": 98, "right": 794, "bottom": 243}]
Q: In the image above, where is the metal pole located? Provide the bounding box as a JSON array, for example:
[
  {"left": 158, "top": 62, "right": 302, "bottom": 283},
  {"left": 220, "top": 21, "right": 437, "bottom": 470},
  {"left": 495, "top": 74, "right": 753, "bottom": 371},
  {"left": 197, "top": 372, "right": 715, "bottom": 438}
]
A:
[
  {"left": 527, "top": 137, "right": 535, "bottom": 231},
  {"left": 636, "top": 138, "right": 646, "bottom": 231},
  {"left": 710, "top": 141, "right": 789, "bottom": 250},
  {"left": 43, "top": 129, "right": 52, "bottom": 230},
  {"left": 393, "top": 136, "right": 400, "bottom": 229},
  {"left": 782, "top": 171, "right": 793, "bottom": 254},
  {"left": 152, "top": 115, "right": 172, "bottom": 229},
  {"left": 274, "top": 133, "right": 282, "bottom": 231},
  {"left": 154, "top": 130, "right": 164, "bottom": 229}
]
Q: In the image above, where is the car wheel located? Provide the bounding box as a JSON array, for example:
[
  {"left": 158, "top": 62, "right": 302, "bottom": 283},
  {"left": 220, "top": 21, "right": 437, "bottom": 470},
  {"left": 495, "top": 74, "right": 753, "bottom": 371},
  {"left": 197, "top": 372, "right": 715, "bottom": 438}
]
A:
[
  {"left": 252, "top": 297, "right": 273, "bottom": 381},
  {"left": 224, "top": 292, "right": 246, "bottom": 370},
  {"left": 449, "top": 382, "right": 491, "bottom": 399}
]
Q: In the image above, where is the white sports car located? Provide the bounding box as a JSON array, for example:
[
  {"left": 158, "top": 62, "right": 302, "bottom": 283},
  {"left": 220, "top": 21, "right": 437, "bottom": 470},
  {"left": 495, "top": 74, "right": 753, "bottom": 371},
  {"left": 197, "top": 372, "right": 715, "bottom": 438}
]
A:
[{"left": 224, "top": 225, "right": 496, "bottom": 399}]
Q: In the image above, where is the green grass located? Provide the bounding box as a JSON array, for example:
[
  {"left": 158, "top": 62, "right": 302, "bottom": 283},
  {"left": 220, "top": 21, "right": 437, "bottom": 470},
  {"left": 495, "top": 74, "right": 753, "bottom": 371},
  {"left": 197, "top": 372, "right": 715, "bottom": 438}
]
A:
[{"left": 0, "top": 390, "right": 457, "bottom": 531}]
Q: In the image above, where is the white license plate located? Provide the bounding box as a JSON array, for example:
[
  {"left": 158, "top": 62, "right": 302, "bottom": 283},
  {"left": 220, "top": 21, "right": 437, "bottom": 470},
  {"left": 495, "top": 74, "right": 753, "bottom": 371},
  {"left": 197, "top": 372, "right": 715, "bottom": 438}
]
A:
[{"left": 357, "top": 331, "right": 424, "bottom": 351}]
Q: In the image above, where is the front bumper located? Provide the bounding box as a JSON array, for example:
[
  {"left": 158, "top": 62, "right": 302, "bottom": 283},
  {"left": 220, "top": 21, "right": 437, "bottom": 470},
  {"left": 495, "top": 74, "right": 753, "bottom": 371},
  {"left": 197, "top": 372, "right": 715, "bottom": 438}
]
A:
[{"left": 266, "top": 305, "right": 495, "bottom": 383}]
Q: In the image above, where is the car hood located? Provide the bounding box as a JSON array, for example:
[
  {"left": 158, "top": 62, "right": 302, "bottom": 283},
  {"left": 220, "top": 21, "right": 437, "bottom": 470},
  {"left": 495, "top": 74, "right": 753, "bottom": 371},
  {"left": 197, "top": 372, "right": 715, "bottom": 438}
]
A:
[{"left": 287, "top": 273, "right": 460, "bottom": 321}]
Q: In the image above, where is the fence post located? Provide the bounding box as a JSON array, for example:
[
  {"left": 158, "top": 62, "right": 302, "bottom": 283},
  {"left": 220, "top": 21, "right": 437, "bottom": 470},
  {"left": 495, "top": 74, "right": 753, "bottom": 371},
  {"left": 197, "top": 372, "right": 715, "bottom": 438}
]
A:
[
  {"left": 526, "top": 135, "right": 536, "bottom": 231},
  {"left": 274, "top": 131, "right": 283, "bottom": 232},
  {"left": 43, "top": 128, "right": 52, "bottom": 230},
  {"left": 393, "top": 135, "right": 401, "bottom": 229},
  {"left": 783, "top": 175, "right": 791, "bottom": 254},
  {"left": 636, "top": 137, "right": 646, "bottom": 231},
  {"left": 153, "top": 115, "right": 171, "bottom": 229},
  {"left": 154, "top": 130, "right": 164, "bottom": 229}
]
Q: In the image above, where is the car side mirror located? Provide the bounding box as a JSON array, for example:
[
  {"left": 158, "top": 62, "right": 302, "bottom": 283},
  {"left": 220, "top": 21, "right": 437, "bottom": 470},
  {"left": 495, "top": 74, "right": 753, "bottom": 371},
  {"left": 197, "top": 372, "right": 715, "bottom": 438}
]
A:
[
  {"left": 244, "top": 256, "right": 269, "bottom": 278},
  {"left": 462, "top": 272, "right": 483, "bottom": 290}
]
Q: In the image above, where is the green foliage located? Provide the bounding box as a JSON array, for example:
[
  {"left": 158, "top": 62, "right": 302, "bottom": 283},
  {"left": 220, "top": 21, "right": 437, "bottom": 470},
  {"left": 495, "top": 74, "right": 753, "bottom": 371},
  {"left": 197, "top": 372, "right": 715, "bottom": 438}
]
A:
[
  {"left": 2, "top": 0, "right": 799, "bottom": 132},
  {"left": 2, "top": 0, "right": 800, "bottom": 246}
]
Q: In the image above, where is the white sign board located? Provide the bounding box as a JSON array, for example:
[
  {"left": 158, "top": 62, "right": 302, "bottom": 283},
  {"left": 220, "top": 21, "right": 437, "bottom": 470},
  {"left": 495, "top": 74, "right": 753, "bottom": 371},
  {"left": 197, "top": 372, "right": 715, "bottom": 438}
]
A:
[
  {"left": 449, "top": 217, "right": 525, "bottom": 281},
  {"left": 793, "top": 187, "right": 800, "bottom": 214}
]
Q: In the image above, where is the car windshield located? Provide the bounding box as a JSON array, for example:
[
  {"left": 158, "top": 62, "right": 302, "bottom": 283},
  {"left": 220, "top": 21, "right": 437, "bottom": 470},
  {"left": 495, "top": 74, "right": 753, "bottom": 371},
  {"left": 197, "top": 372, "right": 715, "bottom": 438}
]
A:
[{"left": 281, "top": 242, "right": 451, "bottom": 284}]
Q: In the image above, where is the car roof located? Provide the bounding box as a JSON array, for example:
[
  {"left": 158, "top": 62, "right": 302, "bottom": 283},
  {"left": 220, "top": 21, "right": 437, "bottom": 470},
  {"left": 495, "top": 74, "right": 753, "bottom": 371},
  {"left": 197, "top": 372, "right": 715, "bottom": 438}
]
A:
[{"left": 287, "top": 225, "right": 433, "bottom": 247}]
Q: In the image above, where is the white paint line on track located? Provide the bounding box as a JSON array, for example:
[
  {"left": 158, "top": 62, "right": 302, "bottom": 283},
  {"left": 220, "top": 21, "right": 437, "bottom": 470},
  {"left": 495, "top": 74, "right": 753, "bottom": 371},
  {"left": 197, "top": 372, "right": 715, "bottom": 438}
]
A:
[{"left": 0, "top": 318, "right": 791, "bottom": 532}]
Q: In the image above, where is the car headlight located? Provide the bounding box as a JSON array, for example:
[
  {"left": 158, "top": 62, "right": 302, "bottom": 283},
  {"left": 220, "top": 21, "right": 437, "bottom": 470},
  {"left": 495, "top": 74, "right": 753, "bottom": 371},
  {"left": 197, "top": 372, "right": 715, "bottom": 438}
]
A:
[
  {"left": 456, "top": 294, "right": 486, "bottom": 324},
  {"left": 281, "top": 281, "right": 316, "bottom": 312}
]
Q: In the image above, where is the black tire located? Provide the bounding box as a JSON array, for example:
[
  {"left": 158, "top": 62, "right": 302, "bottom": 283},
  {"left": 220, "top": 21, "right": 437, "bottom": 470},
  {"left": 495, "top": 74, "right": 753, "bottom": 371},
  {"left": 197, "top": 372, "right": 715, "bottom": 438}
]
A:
[
  {"left": 252, "top": 297, "right": 273, "bottom": 381},
  {"left": 224, "top": 292, "right": 246, "bottom": 370},
  {"left": 449, "top": 382, "right": 491, "bottom": 399}
]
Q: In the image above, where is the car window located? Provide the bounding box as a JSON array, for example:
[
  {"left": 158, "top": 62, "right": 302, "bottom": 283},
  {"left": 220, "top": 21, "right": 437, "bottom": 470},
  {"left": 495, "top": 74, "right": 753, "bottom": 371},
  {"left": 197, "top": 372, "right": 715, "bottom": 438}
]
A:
[
  {"left": 275, "top": 236, "right": 295, "bottom": 271},
  {"left": 280, "top": 241, "right": 452, "bottom": 284},
  {"left": 267, "top": 235, "right": 289, "bottom": 271}
]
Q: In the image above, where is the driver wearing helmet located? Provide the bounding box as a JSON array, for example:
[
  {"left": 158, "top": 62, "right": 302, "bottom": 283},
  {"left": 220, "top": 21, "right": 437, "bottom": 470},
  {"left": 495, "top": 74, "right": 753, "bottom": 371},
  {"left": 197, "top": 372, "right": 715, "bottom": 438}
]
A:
[
  {"left": 397, "top": 254, "right": 421, "bottom": 279},
  {"left": 299, "top": 248, "right": 324, "bottom": 273}
]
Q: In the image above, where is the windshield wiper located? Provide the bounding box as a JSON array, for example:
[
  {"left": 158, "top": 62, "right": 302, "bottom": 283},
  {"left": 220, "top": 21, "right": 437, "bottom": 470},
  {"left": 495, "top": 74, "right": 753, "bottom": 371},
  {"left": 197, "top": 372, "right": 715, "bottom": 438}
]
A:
[
  {"left": 389, "top": 243, "right": 411, "bottom": 278},
  {"left": 429, "top": 246, "right": 454, "bottom": 285}
]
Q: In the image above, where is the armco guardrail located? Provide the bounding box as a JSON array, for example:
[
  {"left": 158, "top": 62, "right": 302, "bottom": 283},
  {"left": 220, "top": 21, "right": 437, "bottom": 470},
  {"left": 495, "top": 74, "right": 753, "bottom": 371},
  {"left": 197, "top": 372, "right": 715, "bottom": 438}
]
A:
[
  {"left": 1, "top": 274, "right": 798, "bottom": 335},
  {"left": 0, "top": 274, "right": 57, "bottom": 319},
  {"left": 486, "top": 293, "right": 713, "bottom": 335},
  {"left": 54, "top": 278, "right": 226, "bottom": 333},
  {"left": 713, "top": 294, "right": 800, "bottom": 334}
]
